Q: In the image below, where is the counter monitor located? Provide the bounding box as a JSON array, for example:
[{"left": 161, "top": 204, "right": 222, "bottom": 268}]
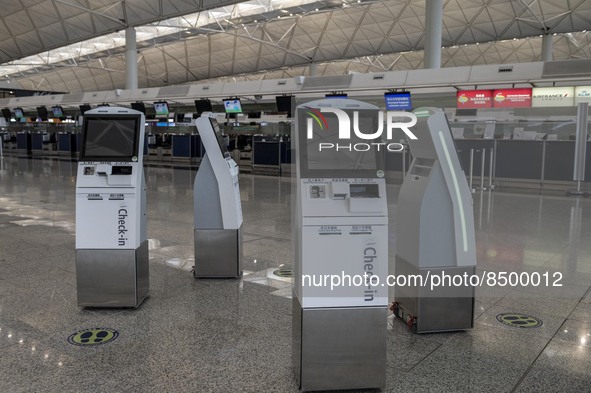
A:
[
  {"left": 154, "top": 101, "right": 169, "bottom": 116},
  {"left": 223, "top": 99, "right": 242, "bottom": 113}
]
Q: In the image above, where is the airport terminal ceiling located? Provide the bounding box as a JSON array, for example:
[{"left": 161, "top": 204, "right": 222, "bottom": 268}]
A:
[{"left": 1, "top": 0, "right": 591, "bottom": 93}]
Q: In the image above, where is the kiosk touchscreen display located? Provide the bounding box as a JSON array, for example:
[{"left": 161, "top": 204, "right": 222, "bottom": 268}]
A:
[
  {"left": 208, "top": 118, "right": 231, "bottom": 158},
  {"left": 81, "top": 116, "right": 140, "bottom": 161},
  {"left": 299, "top": 108, "right": 383, "bottom": 177}
]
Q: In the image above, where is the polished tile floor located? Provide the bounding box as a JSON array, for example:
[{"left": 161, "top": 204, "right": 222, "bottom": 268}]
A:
[{"left": 0, "top": 155, "right": 590, "bottom": 392}]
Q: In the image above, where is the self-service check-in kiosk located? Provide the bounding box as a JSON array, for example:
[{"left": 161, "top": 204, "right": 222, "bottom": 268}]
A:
[
  {"left": 393, "top": 107, "right": 476, "bottom": 333},
  {"left": 293, "top": 99, "right": 388, "bottom": 391},
  {"left": 75, "top": 107, "right": 149, "bottom": 308},
  {"left": 193, "top": 116, "right": 243, "bottom": 278}
]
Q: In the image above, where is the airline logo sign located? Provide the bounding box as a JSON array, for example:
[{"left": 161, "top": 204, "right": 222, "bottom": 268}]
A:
[
  {"left": 575, "top": 86, "right": 591, "bottom": 104},
  {"left": 456, "top": 90, "right": 492, "bottom": 108},
  {"left": 492, "top": 88, "right": 532, "bottom": 108},
  {"left": 532, "top": 87, "right": 574, "bottom": 107},
  {"left": 458, "top": 86, "right": 587, "bottom": 108}
]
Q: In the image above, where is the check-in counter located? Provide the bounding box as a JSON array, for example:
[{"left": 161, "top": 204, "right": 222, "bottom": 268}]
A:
[
  {"left": 1, "top": 132, "right": 16, "bottom": 151},
  {"left": 544, "top": 141, "right": 578, "bottom": 181},
  {"left": 161, "top": 134, "right": 173, "bottom": 161},
  {"left": 495, "top": 140, "right": 544, "bottom": 181},
  {"left": 57, "top": 132, "right": 77, "bottom": 156},
  {"left": 16, "top": 132, "right": 32, "bottom": 155},
  {"left": 30, "top": 132, "right": 58, "bottom": 155},
  {"left": 386, "top": 137, "right": 591, "bottom": 188},
  {"left": 172, "top": 134, "right": 191, "bottom": 162},
  {"left": 454, "top": 139, "right": 495, "bottom": 178},
  {"left": 543, "top": 141, "right": 591, "bottom": 182},
  {"left": 458, "top": 140, "right": 591, "bottom": 188},
  {"left": 252, "top": 135, "right": 281, "bottom": 175},
  {"left": 31, "top": 132, "right": 44, "bottom": 154}
]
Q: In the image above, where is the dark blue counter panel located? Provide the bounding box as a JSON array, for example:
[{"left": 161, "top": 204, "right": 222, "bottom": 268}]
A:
[
  {"left": 495, "top": 140, "right": 544, "bottom": 180},
  {"left": 253, "top": 140, "right": 280, "bottom": 166},
  {"left": 57, "top": 133, "right": 76, "bottom": 153},
  {"left": 280, "top": 140, "right": 291, "bottom": 164},
  {"left": 172, "top": 135, "right": 191, "bottom": 157},
  {"left": 544, "top": 141, "right": 575, "bottom": 181},
  {"left": 16, "top": 133, "right": 31, "bottom": 151},
  {"left": 31, "top": 133, "right": 44, "bottom": 150}
]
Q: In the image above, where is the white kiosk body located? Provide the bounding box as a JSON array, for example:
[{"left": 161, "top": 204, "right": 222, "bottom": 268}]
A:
[
  {"left": 293, "top": 99, "right": 388, "bottom": 391},
  {"left": 193, "top": 116, "right": 243, "bottom": 278},
  {"left": 394, "top": 107, "right": 476, "bottom": 333},
  {"left": 75, "top": 107, "right": 149, "bottom": 308}
]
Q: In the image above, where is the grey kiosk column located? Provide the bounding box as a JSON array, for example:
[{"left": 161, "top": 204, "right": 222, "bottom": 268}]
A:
[
  {"left": 292, "top": 99, "right": 389, "bottom": 391},
  {"left": 193, "top": 116, "right": 243, "bottom": 278},
  {"left": 393, "top": 107, "right": 476, "bottom": 333},
  {"left": 75, "top": 107, "right": 149, "bottom": 308}
]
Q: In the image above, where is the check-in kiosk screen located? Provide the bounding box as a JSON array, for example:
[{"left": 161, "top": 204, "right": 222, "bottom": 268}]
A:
[
  {"left": 81, "top": 116, "right": 140, "bottom": 161},
  {"left": 299, "top": 108, "right": 383, "bottom": 177},
  {"left": 413, "top": 111, "right": 462, "bottom": 170},
  {"left": 209, "top": 118, "right": 231, "bottom": 159}
]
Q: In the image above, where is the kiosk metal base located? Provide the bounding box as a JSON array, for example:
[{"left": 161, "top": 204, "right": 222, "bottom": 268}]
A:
[
  {"left": 76, "top": 241, "right": 149, "bottom": 308},
  {"left": 394, "top": 258, "right": 475, "bottom": 333},
  {"left": 194, "top": 228, "right": 242, "bottom": 278},
  {"left": 292, "top": 295, "right": 387, "bottom": 392}
]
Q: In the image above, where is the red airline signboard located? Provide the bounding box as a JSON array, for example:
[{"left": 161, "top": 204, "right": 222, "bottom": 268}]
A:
[
  {"left": 492, "top": 88, "right": 532, "bottom": 108},
  {"left": 457, "top": 90, "right": 493, "bottom": 108}
]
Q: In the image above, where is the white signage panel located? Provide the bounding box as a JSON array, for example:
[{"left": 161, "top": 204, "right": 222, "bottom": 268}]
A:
[
  {"left": 532, "top": 87, "right": 574, "bottom": 107},
  {"left": 575, "top": 86, "right": 591, "bottom": 104}
]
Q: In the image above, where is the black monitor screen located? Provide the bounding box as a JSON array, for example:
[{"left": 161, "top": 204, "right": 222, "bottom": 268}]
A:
[
  {"left": 52, "top": 106, "right": 63, "bottom": 117},
  {"left": 456, "top": 108, "right": 477, "bottom": 116},
  {"left": 276, "top": 96, "right": 293, "bottom": 113},
  {"left": 131, "top": 102, "right": 146, "bottom": 114},
  {"left": 298, "top": 108, "right": 383, "bottom": 177},
  {"left": 208, "top": 118, "right": 230, "bottom": 158},
  {"left": 194, "top": 99, "right": 213, "bottom": 115},
  {"left": 223, "top": 99, "right": 242, "bottom": 113},
  {"left": 37, "top": 106, "right": 48, "bottom": 120},
  {"left": 2, "top": 108, "right": 11, "bottom": 120},
  {"left": 154, "top": 101, "right": 169, "bottom": 116},
  {"left": 325, "top": 93, "right": 348, "bottom": 99},
  {"left": 81, "top": 115, "right": 140, "bottom": 161}
]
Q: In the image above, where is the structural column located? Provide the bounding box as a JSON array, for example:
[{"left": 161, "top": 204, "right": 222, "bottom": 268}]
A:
[
  {"left": 125, "top": 27, "right": 138, "bottom": 90},
  {"left": 424, "top": 0, "right": 443, "bottom": 69},
  {"left": 541, "top": 33, "right": 553, "bottom": 62},
  {"left": 309, "top": 62, "right": 318, "bottom": 77}
]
